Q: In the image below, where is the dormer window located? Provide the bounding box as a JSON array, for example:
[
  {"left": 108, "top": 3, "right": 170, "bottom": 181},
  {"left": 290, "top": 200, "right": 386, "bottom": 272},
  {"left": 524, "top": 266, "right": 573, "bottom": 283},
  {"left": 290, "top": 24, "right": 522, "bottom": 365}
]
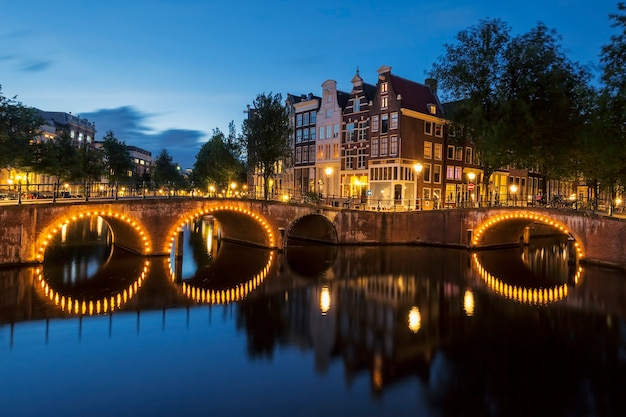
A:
[{"left": 427, "top": 103, "right": 437, "bottom": 115}]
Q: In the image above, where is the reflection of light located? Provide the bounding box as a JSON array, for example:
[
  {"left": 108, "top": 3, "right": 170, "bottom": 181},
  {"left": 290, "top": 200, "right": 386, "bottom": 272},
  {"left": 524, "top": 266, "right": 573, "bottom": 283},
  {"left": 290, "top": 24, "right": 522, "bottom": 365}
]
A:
[
  {"left": 320, "top": 286, "right": 331, "bottom": 315},
  {"left": 35, "top": 260, "right": 150, "bottom": 315},
  {"left": 408, "top": 306, "right": 421, "bottom": 333},
  {"left": 372, "top": 353, "right": 383, "bottom": 391},
  {"left": 472, "top": 253, "right": 581, "bottom": 305},
  {"left": 464, "top": 290, "right": 475, "bottom": 316},
  {"left": 61, "top": 224, "right": 68, "bottom": 244},
  {"left": 173, "top": 252, "right": 274, "bottom": 305}
]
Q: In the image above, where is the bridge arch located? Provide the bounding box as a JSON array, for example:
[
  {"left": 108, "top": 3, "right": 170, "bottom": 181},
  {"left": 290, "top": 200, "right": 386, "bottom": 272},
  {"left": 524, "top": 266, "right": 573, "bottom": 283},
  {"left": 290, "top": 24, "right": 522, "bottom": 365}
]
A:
[
  {"left": 471, "top": 211, "right": 584, "bottom": 259},
  {"left": 35, "top": 209, "right": 153, "bottom": 262},
  {"left": 285, "top": 213, "right": 338, "bottom": 244},
  {"left": 162, "top": 203, "right": 276, "bottom": 254}
]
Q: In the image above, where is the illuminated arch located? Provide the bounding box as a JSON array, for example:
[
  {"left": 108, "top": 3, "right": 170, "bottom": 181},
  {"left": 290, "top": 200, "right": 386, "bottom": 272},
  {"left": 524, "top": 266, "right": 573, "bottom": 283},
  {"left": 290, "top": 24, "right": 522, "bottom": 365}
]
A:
[
  {"left": 471, "top": 211, "right": 584, "bottom": 259},
  {"left": 164, "top": 204, "right": 276, "bottom": 254},
  {"left": 35, "top": 210, "right": 152, "bottom": 262},
  {"left": 169, "top": 252, "right": 274, "bottom": 305},
  {"left": 472, "top": 253, "right": 582, "bottom": 305},
  {"left": 34, "top": 260, "right": 150, "bottom": 315}
]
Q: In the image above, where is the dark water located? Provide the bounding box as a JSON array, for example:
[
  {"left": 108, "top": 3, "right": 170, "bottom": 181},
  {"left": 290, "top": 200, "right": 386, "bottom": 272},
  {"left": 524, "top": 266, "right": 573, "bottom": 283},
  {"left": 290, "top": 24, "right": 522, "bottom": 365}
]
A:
[{"left": 0, "top": 217, "right": 625, "bottom": 417}]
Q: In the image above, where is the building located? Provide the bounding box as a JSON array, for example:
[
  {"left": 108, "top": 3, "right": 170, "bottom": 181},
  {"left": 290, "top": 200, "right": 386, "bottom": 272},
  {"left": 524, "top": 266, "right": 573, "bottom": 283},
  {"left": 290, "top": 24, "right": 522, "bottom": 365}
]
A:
[
  {"left": 340, "top": 69, "right": 377, "bottom": 204},
  {"left": 126, "top": 145, "right": 153, "bottom": 179},
  {"left": 316, "top": 80, "right": 349, "bottom": 201},
  {"left": 38, "top": 111, "right": 96, "bottom": 148},
  {"left": 288, "top": 93, "right": 320, "bottom": 198}
]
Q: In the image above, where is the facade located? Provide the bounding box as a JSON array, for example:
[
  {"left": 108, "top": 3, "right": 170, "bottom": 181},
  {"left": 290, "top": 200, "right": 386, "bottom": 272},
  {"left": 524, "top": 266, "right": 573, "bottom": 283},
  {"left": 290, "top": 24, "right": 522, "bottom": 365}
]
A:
[
  {"left": 316, "top": 80, "right": 349, "bottom": 200},
  {"left": 127, "top": 145, "right": 153, "bottom": 178},
  {"left": 340, "top": 69, "right": 377, "bottom": 203},
  {"left": 289, "top": 93, "right": 320, "bottom": 198},
  {"left": 38, "top": 111, "right": 96, "bottom": 148}
]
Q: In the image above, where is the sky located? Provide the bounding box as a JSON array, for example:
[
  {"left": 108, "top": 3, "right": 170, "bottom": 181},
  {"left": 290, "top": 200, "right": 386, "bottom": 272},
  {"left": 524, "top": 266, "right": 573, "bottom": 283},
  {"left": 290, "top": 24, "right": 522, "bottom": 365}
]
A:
[{"left": 1, "top": 0, "right": 620, "bottom": 169}]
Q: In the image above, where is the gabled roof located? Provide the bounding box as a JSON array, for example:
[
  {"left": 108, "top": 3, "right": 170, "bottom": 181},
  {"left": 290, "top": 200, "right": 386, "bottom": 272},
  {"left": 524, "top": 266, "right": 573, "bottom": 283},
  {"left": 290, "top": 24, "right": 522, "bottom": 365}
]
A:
[
  {"left": 388, "top": 74, "right": 443, "bottom": 117},
  {"left": 363, "top": 82, "right": 377, "bottom": 103},
  {"left": 337, "top": 90, "right": 350, "bottom": 109}
]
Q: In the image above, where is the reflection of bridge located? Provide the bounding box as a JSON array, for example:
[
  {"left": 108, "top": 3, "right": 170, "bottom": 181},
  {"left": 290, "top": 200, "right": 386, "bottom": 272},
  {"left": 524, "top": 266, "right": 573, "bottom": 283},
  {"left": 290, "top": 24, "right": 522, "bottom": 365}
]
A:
[{"left": 1, "top": 198, "right": 625, "bottom": 268}]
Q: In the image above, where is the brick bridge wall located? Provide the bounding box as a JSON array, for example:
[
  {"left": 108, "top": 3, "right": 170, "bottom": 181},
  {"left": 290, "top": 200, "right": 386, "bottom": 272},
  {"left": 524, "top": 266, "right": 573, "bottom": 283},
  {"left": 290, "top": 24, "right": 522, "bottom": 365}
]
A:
[{"left": 0, "top": 199, "right": 624, "bottom": 269}]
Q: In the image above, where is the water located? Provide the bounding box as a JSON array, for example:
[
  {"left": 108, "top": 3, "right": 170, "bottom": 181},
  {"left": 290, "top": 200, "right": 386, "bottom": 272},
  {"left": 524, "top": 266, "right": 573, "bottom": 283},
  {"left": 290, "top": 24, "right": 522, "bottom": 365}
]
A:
[{"left": 0, "top": 218, "right": 624, "bottom": 417}]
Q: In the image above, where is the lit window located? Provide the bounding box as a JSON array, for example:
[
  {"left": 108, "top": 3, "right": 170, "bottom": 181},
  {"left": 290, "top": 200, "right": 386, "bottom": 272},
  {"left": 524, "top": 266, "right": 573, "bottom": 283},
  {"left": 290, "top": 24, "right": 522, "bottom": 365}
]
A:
[
  {"left": 434, "top": 143, "right": 442, "bottom": 160},
  {"left": 381, "top": 82, "right": 388, "bottom": 93},
  {"left": 424, "top": 141, "right": 432, "bottom": 159},
  {"left": 381, "top": 96, "right": 388, "bottom": 109},
  {"left": 455, "top": 166, "right": 462, "bottom": 180}
]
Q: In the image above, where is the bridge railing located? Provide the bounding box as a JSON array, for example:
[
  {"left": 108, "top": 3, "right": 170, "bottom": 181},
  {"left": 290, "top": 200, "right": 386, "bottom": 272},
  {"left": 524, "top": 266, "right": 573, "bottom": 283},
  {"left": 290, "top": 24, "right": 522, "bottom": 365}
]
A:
[{"left": 1, "top": 182, "right": 624, "bottom": 216}]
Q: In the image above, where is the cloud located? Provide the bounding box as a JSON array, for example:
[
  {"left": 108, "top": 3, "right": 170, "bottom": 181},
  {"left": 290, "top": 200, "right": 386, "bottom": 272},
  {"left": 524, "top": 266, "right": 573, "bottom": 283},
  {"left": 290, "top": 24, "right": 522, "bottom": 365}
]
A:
[
  {"left": 81, "top": 106, "right": 205, "bottom": 169},
  {"left": 19, "top": 60, "right": 52, "bottom": 72}
]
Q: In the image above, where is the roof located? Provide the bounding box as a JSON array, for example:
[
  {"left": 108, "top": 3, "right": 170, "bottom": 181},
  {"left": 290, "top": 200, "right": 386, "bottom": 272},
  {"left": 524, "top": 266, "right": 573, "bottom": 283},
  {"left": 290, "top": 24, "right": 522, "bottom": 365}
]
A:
[{"left": 388, "top": 74, "right": 443, "bottom": 117}]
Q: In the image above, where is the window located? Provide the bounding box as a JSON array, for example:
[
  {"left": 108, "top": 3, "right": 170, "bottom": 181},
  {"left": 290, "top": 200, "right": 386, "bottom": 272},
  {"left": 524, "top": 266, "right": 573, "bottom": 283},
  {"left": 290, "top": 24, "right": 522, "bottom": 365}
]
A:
[
  {"left": 333, "top": 143, "right": 339, "bottom": 158},
  {"left": 380, "top": 137, "right": 388, "bottom": 156},
  {"left": 309, "top": 145, "right": 315, "bottom": 162},
  {"left": 296, "top": 114, "right": 302, "bottom": 127},
  {"left": 447, "top": 145, "right": 455, "bottom": 159},
  {"left": 434, "top": 143, "right": 442, "bottom": 160},
  {"left": 326, "top": 109, "right": 332, "bottom": 118},
  {"left": 424, "top": 122, "right": 432, "bottom": 135},
  {"left": 327, "top": 94, "right": 331, "bottom": 103},
  {"left": 346, "top": 154, "right": 354, "bottom": 169},
  {"left": 78, "top": 132, "right": 84, "bottom": 142},
  {"left": 70, "top": 130, "right": 75, "bottom": 139},
  {"left": 381, "top": 82, "right": 388, "bottom": 93},
  {"left": 296, "top": 130, "right": 302, "bottom": 143},
  {"left": 371, "top": 115, "right": 379, "bottom": 132},
  {"left": 358, "top": 121, "right": 367, "bottom": 141},
  {"left": 326, "top": 125, "right": 332, "bottom": 139},
  {"left": 381, "top": 96, "right": 388, "bottom": 109},
  {"left": 354, "top": 98, "right": 360, "bottom": 112},
  {"left": 357, "top": 148, "right": 366, "bottom": 169},
  {"left": 447, "top": 166, "right": 455, "bottom": 180},
  {"left": 310, "top": 127, "right": 316, "bottom": 141},
  {"left": 423, "top": 163, "right": 432, "bottom": 182},
  {"left": 311, "top": 111, "right": 316, "bottom": 124},
  {"left": 390, "top": 112, "right": 398, "bottom": 129},
  {"left": 303, "top": 129, "right": 309, "bottom": 141},
  {"left": 304, "top": 112, "right": 309, "bottom": 125},
  {"left": 319, "top": 126, "right": 325, "bottom": 140},
  {"left": 465, "top": 147, "right": 472, "bottom": 164},
  {"left": 302, "top": 146, "right": 309, "bottom": 162},
  {"left": 372, "top": 138, "right": 379, "bottom": 157},
  {"left": 434, "top": 123, "right": 443, "bottom": 137},
  {"left": 333, "top": 124, "right": 339, "bottom": 138},
  {"left": 318, "top": 145, "right": 324, "bottom": 160},
  {"left": 433, "top": 165, "right": 442, "bottom": 183},
  {"left": 296, "top": 147, "right": 302, "bottom": 163},
  {"left": 381, "top": 114, "right": 389, "bottom": 133},
  {"left": 424, "top": 141, "right": 432, "bottom": 159},
  {"left": 325, "top": 144, "right": 330, "bottom": 159},
  {"left": 390, "top": 135, "right": 398, "bottom": 156},
  {"left": 454, "top": 166, "right": 462, "bottom": 180},
  {"left": 455, "top": 147, "right": 463, "bottom": 160},
  {"left": 346, "top": 123, "right": 355, "bottom": 142}
]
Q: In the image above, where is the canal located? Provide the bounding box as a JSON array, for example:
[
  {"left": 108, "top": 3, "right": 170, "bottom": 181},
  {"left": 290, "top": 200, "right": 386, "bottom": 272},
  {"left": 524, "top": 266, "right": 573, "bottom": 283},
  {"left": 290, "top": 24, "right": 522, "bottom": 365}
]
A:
[{"left": 0, "top": 216, "right": 624, "bottom": 416}]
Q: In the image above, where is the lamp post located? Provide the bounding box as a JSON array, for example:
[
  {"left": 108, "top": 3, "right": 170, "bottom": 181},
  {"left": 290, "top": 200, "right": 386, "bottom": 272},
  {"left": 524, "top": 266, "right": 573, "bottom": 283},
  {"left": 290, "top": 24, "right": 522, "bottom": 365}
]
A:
[
  {"left": 325, "top": 167, "right": 333, "bottom": 200},
  {"left": 413, "top": 162, "right": 423, "bottom": 210}
]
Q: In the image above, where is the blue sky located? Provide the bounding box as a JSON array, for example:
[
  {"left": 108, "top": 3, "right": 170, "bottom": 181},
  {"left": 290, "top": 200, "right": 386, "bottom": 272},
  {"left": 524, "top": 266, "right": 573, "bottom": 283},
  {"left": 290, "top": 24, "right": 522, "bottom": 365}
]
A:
[{"left": 1, "top": 0, "right": 619, "bottom": 169}]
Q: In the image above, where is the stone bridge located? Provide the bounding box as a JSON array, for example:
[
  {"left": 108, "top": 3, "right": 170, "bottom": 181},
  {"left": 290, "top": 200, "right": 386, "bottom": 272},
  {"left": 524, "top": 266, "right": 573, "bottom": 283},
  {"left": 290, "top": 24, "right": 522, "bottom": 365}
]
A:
[{"left": 0, "top": 198, "right": 624, "bottom": 269}]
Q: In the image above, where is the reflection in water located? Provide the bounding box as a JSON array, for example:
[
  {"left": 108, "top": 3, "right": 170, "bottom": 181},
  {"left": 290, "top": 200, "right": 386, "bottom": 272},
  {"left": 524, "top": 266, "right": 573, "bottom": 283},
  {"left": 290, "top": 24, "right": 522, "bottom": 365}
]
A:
[
  {"left": 0, "top": 231, "right": 625, "bottom": 416},
  {"left": 473, "top": 237, "right": 583, "bottom": 305}
]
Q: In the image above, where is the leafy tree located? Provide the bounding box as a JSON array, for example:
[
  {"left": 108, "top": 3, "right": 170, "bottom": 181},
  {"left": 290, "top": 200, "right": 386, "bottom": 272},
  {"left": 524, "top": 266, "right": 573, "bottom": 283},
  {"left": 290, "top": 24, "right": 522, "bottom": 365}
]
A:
[
  {"left": 152, "top": 148, "right": 183, "bottom": 190},
  {"left": 101, "top": 130, "right": 133, "bottom": 183},
  {"left": 192, "top": 121, "right": 244, "bottom": 192},
  {"left": 594, "top": 2, "right": 626, "bottom": 209},
  {"left": 430, "top": 19, "right": 514, "bottom": 193},
  {"left": 241, "top": 92, "right": 291, "bottom": 200},
  {"left": 0, "top": 87, "right": 44, "bottom": 171}
]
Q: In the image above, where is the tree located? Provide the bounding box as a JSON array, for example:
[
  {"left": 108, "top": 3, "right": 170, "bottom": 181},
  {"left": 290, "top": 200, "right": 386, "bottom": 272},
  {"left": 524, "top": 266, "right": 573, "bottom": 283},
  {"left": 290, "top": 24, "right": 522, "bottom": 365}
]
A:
[
  {"left": 0, "top": 86, "right": 44, "bottom": 171},
  {"left": 192, "top": 121, "right": 244, "bottom": 192},
  {"left": 241, "top": 92, "right": 291, "bottom": 200},
  {"left": 430, "top": 19, "right": 515, "bottom": 194},
  {"left": 101, "top": 130, "right": 133, "bottom": 183},
  {"left": 152, "top": 148, "right": 183, "bottom": 190}
]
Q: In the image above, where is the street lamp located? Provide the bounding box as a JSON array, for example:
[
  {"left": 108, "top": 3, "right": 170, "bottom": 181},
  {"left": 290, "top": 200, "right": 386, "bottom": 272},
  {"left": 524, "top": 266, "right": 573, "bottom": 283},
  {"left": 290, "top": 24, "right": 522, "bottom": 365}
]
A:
[
  {"left": 414, "top": 163, "right": 423, "bottom": 210},
  {"left": 324, "top": 167, "right": 333, "bottom": 199},
  {"left": 510, "top": 184, "right": 518, "bottom": 206}
]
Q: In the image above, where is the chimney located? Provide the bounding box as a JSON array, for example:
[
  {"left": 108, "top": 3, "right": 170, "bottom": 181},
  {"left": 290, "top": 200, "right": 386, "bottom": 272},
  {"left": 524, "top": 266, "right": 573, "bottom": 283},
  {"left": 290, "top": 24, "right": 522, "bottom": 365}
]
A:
[{"left": 425, "top": 78, "right": 437, "bottom": 93}]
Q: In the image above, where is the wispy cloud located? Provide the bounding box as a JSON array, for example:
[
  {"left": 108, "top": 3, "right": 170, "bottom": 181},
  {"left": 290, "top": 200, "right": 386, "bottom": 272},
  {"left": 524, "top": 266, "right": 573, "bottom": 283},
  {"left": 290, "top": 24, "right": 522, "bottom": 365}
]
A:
[
  {"left": 19, "top": 60, "right": 52, "bottom": 72},
  {"left": 81, "top": 106, "right": 205, "bottom": 168}
]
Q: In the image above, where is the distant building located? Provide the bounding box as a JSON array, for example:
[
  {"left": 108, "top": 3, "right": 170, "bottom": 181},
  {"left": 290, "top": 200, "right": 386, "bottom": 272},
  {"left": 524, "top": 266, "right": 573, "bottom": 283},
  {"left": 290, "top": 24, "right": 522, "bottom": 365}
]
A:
[
  {"left": 287, "top": 93, "right": 321, "bottom": 197},
  {"left": 126, "top": 145, "right": 152, "bottom": 178},
  {"left": 37, "top": 111, "right": 96, "bottom": 148}
]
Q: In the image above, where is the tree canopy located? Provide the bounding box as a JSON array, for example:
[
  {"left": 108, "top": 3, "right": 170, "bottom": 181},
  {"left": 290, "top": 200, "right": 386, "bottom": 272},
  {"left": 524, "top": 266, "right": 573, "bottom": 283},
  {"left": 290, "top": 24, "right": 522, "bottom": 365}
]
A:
[{"left": 241, "top": 92, "right": 291, "bottom": 200}]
